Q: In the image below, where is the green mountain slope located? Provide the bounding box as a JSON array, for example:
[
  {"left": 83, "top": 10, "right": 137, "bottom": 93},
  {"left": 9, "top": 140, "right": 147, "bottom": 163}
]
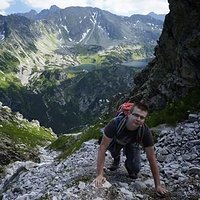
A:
[
  {"left": 0, "top": 103, "right": 56, "bottom": 174},
  {"left": 0, "top": 7, "right": 163, "bottom": 134}
]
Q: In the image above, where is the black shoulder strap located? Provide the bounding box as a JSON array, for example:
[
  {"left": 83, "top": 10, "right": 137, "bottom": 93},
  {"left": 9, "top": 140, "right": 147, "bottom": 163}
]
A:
[
  {"left": 137, "top": 124, "right": 146, "bottom": 144},
  {"left": 114, "top": 116, "right": 146, "bottom": 145},
  {"left": 114, "top": 114, "right": 128, "bottom": 137}
]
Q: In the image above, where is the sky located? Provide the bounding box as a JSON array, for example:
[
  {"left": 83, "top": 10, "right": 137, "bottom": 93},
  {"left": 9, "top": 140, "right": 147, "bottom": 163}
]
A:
[{"left": 0, "top": 0, "right": 169, "bottom": 16}]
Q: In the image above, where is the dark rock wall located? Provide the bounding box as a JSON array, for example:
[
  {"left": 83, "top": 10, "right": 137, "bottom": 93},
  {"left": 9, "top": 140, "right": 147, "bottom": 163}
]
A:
[{"left": 130, "top": 0, "right": 200, "bottom": 110}]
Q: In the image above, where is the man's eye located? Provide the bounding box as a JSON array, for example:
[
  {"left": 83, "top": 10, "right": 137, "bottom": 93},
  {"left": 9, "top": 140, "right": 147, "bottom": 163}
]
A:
[{"left": 132, "top": 113, "right": 145, "bottom": 120}]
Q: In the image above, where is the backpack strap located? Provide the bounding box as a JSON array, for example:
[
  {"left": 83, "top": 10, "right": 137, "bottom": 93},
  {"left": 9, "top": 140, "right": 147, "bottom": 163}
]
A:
[
  {"left": 113, "top": 114, "right": 128, "bottom": 137},
  {"left": 103, "top": 115, "right": 146, "bottom": 147},
  {"left": 105, "top": 115, "right": 127, "bottom": 148},
  {"left": 115, "top": 116, "right": 146, "bottom": 145},
  {"left": 137, "top": 124, "right": 146, "bottom": 145}
]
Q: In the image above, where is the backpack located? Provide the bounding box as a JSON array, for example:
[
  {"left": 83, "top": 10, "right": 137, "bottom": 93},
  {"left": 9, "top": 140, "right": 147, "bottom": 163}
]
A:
[
  {"left": 115, "top": 102, "right": 134, "bottom": 117},
  {"left": 98, "top": 102, "right": 145, "bottom": 145}
]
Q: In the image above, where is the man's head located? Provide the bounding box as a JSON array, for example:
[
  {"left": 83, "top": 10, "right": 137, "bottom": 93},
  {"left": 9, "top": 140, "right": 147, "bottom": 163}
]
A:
[{"left": 126, "top": 102, "right": 149, "bottom": 130}]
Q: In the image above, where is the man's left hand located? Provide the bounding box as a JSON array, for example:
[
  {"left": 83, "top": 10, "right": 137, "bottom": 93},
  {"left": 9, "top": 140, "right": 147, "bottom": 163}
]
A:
[{"left": 155, "top": 185, "right": 168, "bottom": 197}]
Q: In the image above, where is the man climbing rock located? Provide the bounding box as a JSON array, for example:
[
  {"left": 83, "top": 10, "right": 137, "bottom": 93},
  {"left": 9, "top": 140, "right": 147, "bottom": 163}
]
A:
[{"left": 93, "top": 102, "right": 168, "bottom": 197}]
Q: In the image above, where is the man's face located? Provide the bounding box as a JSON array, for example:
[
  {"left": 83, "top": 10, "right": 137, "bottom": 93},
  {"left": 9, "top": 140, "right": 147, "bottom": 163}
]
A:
[{"left": 126, "top": 106, "right": 148, "bottom": 130}]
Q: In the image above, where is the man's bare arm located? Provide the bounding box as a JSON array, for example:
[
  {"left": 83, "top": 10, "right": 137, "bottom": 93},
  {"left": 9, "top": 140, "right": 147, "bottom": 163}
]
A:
[
  {"left": 97, "top": 135, "right": 112, "bottom": 176},
  {"left": 93, "top": 135, "right": 112, "bottom": 187},
  {"left": 145, "top": 146, "right": 160, "bottom": 187},
  {"left": 145, "top": 146, "right": 168, "bottom": 196}
]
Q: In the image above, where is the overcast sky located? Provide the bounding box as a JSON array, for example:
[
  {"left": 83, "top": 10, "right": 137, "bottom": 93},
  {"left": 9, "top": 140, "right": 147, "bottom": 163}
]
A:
[{"left": 0, "top": 0, "right": 169, "bottom": 16}]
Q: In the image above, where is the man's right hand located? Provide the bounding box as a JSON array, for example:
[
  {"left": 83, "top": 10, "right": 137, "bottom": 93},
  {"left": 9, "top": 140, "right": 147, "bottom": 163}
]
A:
[{"left": 93, "top": 175, "right": 106, "bottom": 187}]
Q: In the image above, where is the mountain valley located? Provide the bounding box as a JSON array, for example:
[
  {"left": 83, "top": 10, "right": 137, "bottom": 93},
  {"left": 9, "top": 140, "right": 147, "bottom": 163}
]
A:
[{"left": 0, "top": 6, "right": 163, "bottom": 133}]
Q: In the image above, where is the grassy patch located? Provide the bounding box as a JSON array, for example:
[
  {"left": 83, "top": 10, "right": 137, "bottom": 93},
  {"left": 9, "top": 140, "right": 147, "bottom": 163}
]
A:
[
  {"left": 78, "top": 45, "right": 148, "bottom": 67},
  {"left": 49, "top": 123, "right": 101, "bottom": 159},
  {"left": 0, "top": 110, "right": 57, "bottom": 170},
  {"left": 147, "top": 87, "right": 200, "bottom": 127},
  {"left": 31, "top": 68, "right": 79, "bottom": 90},
  {"left": 0, "top": 72, "right": 22, "bottom": 89},
  {"left": 0, "top": 51, "right": 20, "bottom": 73},
  {"left": 0, "top": 121, "right": 56, "bottom": 148}
]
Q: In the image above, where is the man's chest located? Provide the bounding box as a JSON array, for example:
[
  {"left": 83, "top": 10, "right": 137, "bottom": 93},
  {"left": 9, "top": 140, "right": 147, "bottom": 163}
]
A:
[{"left": 115, "top": 129, "right": 138, "bottom": 145}]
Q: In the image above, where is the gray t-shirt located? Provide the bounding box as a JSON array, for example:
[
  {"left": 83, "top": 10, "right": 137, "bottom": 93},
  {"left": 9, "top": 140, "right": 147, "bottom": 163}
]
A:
[{"left": 104, "top": 119, "right": 154, "bottom": 147}]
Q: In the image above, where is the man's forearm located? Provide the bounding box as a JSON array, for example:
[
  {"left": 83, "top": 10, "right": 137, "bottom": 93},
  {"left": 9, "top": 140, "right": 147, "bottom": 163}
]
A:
[
  {"left": 145, "top": 146, "right": 161, "bottom": 188},
  {"left": 96, "top": 135, "right": 112, "bottom": 176},
  {"left": 149, "top": 158, "right": 161, "bottom": 187},
  {"left": 96, "top": 147, "right": 106, "bottom": 176}
]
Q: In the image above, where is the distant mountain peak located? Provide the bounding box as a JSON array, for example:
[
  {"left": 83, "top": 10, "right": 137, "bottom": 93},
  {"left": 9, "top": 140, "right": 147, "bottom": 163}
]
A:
[
  {"left": 147, "top": 12, "right": 166, "bottom": 21},
  {"left": 28, "top": 9, "right": 37, "bottom": 14},
  {"left": 148, "top": 12, "right": 156, "bottom": 15},
  {"left": 15, "top": 9, "right": 37, "bottom": 19},
  {"left": 50, "top": 5, "right": 60, "bottom": 12}
]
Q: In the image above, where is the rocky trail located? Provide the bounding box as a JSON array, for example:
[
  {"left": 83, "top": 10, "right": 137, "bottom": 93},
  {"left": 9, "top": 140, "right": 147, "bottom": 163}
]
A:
[{"left": 0, "top": 114, "right": 199, "bottom": 200}]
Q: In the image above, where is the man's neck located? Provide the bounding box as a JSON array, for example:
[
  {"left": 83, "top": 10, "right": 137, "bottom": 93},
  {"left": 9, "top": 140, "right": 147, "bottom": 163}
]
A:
[{"left": 126, "top": 125, "right": 138, "bottom": 131}]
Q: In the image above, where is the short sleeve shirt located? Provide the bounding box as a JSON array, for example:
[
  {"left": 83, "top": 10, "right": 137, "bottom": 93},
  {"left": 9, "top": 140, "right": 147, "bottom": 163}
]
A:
[{"left": 104, "top": 119, "right": 154, "bottom": 147}]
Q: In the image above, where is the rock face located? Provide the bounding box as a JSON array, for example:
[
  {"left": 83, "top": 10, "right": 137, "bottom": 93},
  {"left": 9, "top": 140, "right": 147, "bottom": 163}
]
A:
[
  {"left": 16, "top": 6, "right": 163, "bottom": 49},
  {"left": 0, "top": 102, "right": 56, "bottom": 169},
  {"left": 130, "top": 0, "right": 200, "bottom": 110},
  {"left": 0, "top": 114, "right": 199, "bottom": 200}
]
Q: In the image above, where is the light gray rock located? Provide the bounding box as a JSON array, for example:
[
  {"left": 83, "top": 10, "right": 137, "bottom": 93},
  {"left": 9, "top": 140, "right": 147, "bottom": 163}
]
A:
[
  {"left": 0, "top": 114, "right": 200, "bottom": 200},
  {"left": 188, "top": 167, "right": 200, "bottom": 176},
  {"left": 188, "top": 114, "right": 199, "bottom": 122},
  {"left": 131, "top": 181, "right": 147, "bottom": 191}
]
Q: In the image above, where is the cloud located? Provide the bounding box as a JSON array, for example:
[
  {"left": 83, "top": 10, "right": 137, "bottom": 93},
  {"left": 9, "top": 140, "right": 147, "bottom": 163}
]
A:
[
  {"left": 23, "top": 0, "right": 169, "bottom": 15},
  {"left": 1, "top": 0, "right": 169, "bottom": 16},
  {"left": 94, "top": 0, "right": 169, "bottom": 15},
  {"left": 0, "top": 0, "right": 13, "bottom": 13},
  {"left": 23, "top": 0, "right": 89, "bottom": 9}
]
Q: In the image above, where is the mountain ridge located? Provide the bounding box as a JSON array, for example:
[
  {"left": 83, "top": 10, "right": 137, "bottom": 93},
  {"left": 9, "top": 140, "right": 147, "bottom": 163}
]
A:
[
  {"left": 0, "top": 6, "right": 163, "bottom": 133},
  {"left": 0, "top": 6, "right": 163, "bottom": 84},
  {"left": 147, "top": 12, "right": 166, "bottom": 21},
  {"left": 127, "top": 0, "right": 200, "bottom": 112}
]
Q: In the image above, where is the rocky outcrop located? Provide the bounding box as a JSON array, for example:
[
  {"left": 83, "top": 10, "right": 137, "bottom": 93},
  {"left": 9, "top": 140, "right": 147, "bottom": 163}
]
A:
[
  {"left": 130, "top": 0, "right": 200, "bottom": 110},
  {"left": 0, "top": 113, "right": 199, "bottom": 199},
  {"left": 17, "top": 6, "right": 163, "bottom": 49},
  {"left": 0, "top": 102, "right": 56, "bottom": 170}
]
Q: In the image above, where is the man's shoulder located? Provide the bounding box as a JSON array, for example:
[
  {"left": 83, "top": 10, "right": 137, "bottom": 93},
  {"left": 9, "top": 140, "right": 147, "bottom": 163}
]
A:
[{"left": 141, "top": 123, "right": 151, "bottom": 133}]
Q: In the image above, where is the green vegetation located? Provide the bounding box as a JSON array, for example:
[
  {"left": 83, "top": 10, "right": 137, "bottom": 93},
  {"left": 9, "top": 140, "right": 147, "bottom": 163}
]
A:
[
  {"left": 0, "top": 51, "right": 20, "bottom": 73},
  {"left": 27, "top": 42, "right": 37, "bottom": 53},
  {"left": 69, "top": 44, "right": 103, "bottom": 55},
  {"left": 49, "top": 123, "right": 101, "bottom": 159},
  {"left": 0, "top": 72, "right": 22, "bottom": 89},
  {"left": 0, "top": 108, "right": 56, "bottom": 172},
  {"left": 131, "top": 49, "right": 146, "bottom": 60},
  {"left": 78, "top": 45, "right": 148, "bottom": 67},
  {"left": 78, "top": 54, "right": 111, "bottom": 65},
  {"left": 147, "top": 87, "right": 200, "bottom": 127},
  {"left": 0, "top": 121, "right": 56, "bottom": 148},
  {"left": 68, "top": 64, "right": 101, "bottom": 72},
  {"left": 31, "top": 68, "right": 79, "bottom": 90}
]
